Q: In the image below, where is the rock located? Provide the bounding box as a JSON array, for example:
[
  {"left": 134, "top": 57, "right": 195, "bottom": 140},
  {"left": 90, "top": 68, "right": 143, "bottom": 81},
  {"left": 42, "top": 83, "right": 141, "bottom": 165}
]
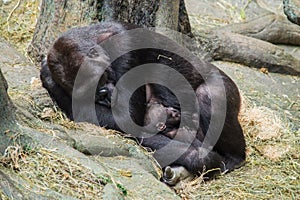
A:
[{"left": 214, "top": 61, "right": 300, "bottom": 127}]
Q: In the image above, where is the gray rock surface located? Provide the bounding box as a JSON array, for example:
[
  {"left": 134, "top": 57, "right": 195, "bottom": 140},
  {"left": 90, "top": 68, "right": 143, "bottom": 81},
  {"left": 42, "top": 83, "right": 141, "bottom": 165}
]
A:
[{"left": 215, "top": 61, "right": 300, "bottom": 128}]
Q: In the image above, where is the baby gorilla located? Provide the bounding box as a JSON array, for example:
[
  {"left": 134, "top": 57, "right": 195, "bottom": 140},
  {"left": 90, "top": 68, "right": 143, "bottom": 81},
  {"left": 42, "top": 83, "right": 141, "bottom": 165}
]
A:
[
  {"left": 145, "top": 101, "right": 180, "bottom": 135},
  {"left": 144, "top": 82, "right": 200, "bottom": 145},
  {"left": 145, "top": 100, "right": 198, "bottom": 143}
]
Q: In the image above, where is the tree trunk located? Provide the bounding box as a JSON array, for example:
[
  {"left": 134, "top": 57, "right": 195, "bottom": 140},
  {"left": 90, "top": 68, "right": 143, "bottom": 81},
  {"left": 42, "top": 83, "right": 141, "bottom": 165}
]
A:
[
  {"left": 0, "top": 69, "right": 36, "bottom": 156},
  {"left": 219, "top": 13, "right": 300, "bottom": 45},
  {"left": 201, "top": 30, "right": 300, "bottom": 76},
  {"left": 0, "top": 70, "right": 15, "bottom": 130},
  {"left": 155, "top": 0, "right": 180, "bottom": 31},
  {"left": 178, "top": 0, "right": 192, "bottom": 36},
  {"left": 27, "top": 0, "right": 99, "bottom": 63},
  {"left": 0, "top": 69, "right": 18, "bottom": 154},
  {"left": 28, "top": 0, "right": 192, "bottom": 63}
]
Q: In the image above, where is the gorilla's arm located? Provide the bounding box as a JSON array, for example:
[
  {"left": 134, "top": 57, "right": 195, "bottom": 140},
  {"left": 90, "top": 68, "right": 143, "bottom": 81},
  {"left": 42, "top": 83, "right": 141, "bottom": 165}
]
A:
[
  {"left": 138, "top": 134, "right": 224, "bottom": 175},
  {"left": 40, "top": 59, "right": 74, "bottom": 119}
]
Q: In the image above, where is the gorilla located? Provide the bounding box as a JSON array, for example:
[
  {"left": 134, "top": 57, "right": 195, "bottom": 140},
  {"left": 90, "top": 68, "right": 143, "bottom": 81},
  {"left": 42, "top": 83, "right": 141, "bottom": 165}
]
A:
[{"left": 40, "top": 21, "right": 246, "bottom": 185}]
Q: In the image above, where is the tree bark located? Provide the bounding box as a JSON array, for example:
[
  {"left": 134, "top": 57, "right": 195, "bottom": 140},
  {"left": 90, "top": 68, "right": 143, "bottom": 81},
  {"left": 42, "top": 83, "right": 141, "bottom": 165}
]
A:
[
  {"left": 178, "top": 0, "right": 192, "bottom": 36},
  {"left": 101, "top": 0, "right": 159, "bottom": 27},
  {"left": 200, "top": 30, "right": 300, "bottom": 75},
  {"left": 219, "top": 13, "right": 300, "bottom": 46},
  {"left": 155, "top": 0, "right": 180, "bottom": 31},
  {"left": 28, "top": 0, "right": 192, "bottom": 64},
  {"left": 27, "top": 0, "right": 99, "bottom": 63},
  {"left": 0, "top": 70, "right": 15, "bottom": 130},
  {"left": 0, "top": 69, "right": 19, "bottom": 154},
  {"left": 0, "top": 69, "right": 36, "bottom": 157}
]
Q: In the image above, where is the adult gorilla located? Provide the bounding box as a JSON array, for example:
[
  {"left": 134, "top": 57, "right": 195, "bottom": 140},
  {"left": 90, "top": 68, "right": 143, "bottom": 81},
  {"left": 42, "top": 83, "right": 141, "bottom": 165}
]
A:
[{"left": 40, "top": 21, "right": 246, "bottom": 185}]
